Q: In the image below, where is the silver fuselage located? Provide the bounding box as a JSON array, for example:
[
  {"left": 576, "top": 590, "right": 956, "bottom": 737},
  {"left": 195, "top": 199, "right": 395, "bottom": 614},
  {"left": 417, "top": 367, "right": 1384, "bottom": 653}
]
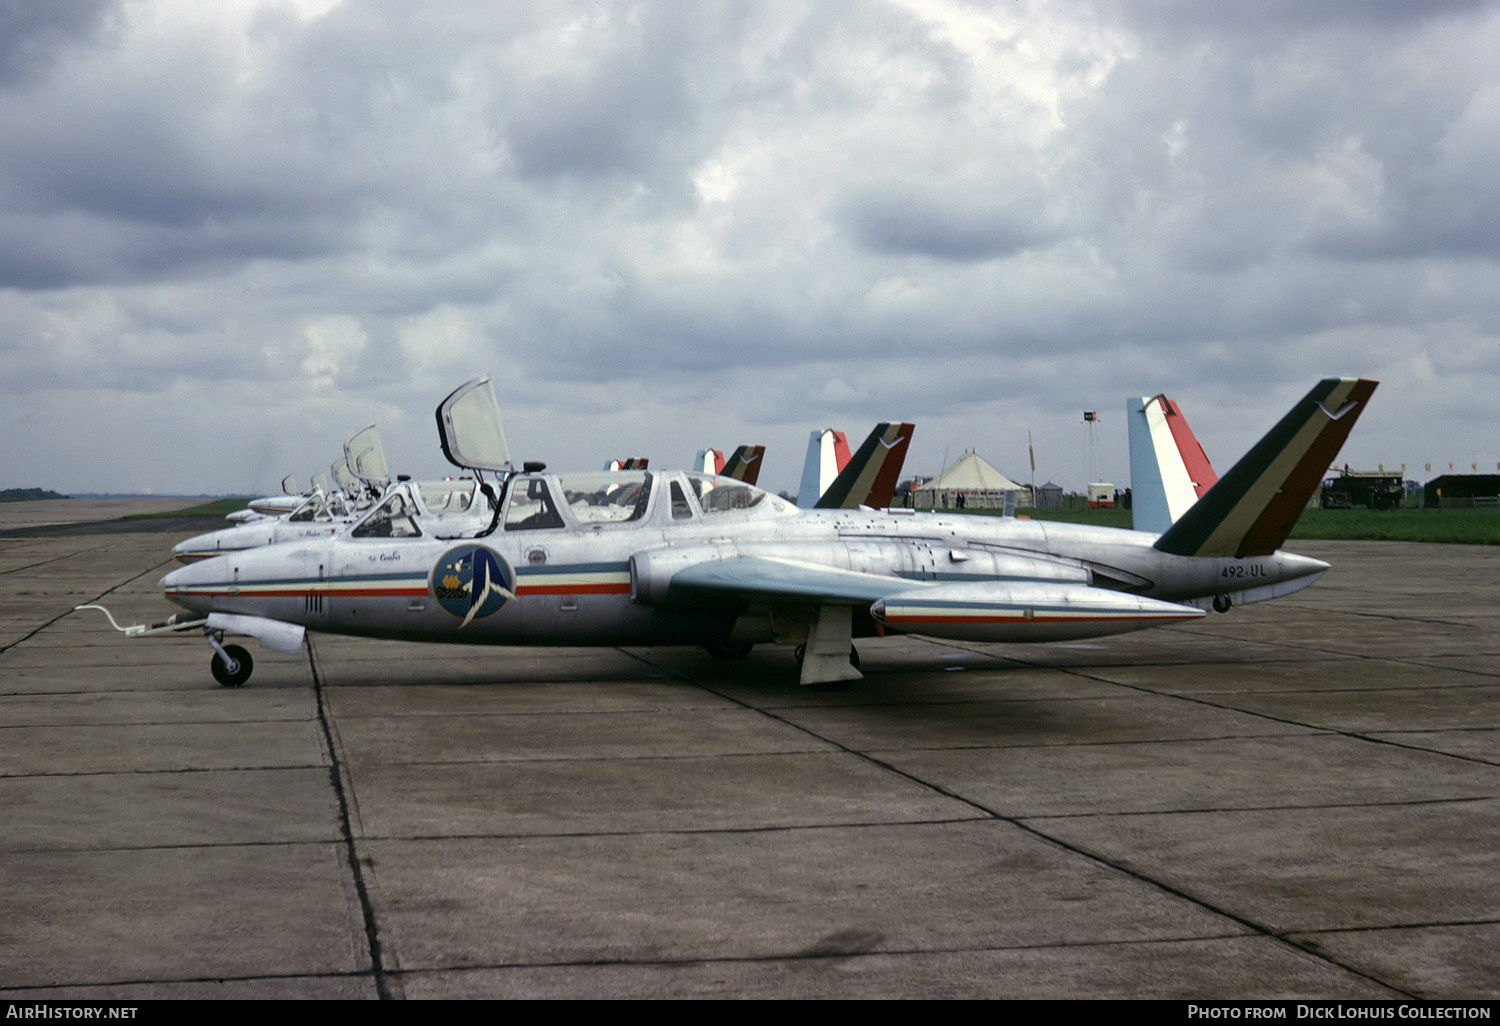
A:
[{"left": 161, "top": 470, "right": 1327, "bottom": 650}]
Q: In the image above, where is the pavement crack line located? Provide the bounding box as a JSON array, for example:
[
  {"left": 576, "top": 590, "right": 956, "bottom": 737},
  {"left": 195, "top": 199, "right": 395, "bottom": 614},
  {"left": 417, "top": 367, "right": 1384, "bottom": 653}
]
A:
[
  {"left": 1014, "top": 659, "right": 1500, "bottom": 771},
  {"left": 0, "top": 556, "right": 177, "bottom": 656},
  {"left": 307, "top": 636, "right": 399, "bottom": 1000},
  {"left": 384, "top": 930, "right": 1261, "bottom": 977},
  {"left": 0, "top": 542, "right": 115, "bottom": 578},
  {"left": 622, "top": 648, "right": 1422, "bottom": 998},
  {"left": 1188, "top": 628, "right": 1500, "bottom": 680}
]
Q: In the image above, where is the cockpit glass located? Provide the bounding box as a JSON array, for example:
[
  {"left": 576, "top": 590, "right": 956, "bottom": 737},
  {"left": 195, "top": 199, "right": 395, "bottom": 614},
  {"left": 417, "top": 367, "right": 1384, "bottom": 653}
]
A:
[
  {"left": 669, "top": 480, "right": 694, "bottom": 520},
  {"left": 558, "top": 471, "right": 653, "bottom": 524},
  {"left": 683, "top": 473, "right": 794, "bottom": 516},
  {"left": 351, "top": 491, "right": 422, "bottom": 538},
  {"left": 288, "top": 495, "right": 332, "bottom": 523},
  {"left": 504, "top": 477, "right": 565, "bottom": 531},
  {"left": 418, "top": 480, "right": 476, "bottom": 514}
]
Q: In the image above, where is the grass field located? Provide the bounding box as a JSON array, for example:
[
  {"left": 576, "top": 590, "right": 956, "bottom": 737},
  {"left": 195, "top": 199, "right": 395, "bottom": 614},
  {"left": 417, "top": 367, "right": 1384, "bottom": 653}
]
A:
[
  {"left": 1287, "top": 507, "right": 1500, "bottom": 545},
  {"left": 123, "top": 498, "right": 252, "bottom": 519},
  {"left": 943, "top": 505, "right": 1500, "bottom": 545}
]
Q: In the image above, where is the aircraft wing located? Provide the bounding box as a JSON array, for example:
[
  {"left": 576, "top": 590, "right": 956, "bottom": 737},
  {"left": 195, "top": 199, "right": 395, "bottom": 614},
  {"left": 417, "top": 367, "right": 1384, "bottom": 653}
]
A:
[
  {"left": 640, "top": 554, "right": 1204, "bottom": 640},
  {"left": 667, "top": 555, "right": 920, "bottom": 605}
]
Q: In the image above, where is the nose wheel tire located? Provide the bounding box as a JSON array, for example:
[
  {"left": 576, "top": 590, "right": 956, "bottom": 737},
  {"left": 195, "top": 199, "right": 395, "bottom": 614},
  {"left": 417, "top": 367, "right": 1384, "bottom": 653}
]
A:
[
  {"left": 1212, "top": 593, "right": 1233, "bottom": 613},
  {"left": 211, "top": 644, "right": 253, "bottom": 687}
]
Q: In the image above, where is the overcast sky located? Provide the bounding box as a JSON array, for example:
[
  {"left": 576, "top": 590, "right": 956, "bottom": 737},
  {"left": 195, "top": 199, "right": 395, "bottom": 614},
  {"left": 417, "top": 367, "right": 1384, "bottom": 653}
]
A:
[{"left": 2, "top": 0, "right": 1497, "bottom": 496}]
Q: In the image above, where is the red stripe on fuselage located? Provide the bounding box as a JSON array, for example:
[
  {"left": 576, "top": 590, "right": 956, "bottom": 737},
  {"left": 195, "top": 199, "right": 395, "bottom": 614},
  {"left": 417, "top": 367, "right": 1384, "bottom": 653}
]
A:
[
  {"left": 166, "top": 587, "right": 425, "bottom": 599},
  {"left": 517, "top": 583, "right": 631, "bottom": 596},
  {"left": 168, "top": 581, "right": 631, "bottom": 600},
  {"left": 884, "top": 613, "right": 1194, "bottom": 625}
]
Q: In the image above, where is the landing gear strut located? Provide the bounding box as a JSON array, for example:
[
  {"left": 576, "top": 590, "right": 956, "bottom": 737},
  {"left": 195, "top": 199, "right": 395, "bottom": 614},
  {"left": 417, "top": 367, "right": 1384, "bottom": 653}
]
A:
[{"left": 208, "top": 635, "right": 253, "bottom": 687}]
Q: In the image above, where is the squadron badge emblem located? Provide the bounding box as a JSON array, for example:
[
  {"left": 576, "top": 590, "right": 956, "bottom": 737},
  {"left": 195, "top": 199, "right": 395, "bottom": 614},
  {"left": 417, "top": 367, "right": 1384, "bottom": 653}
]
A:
[{"left": 431, "top": 545, "right": 516, "bottom": 627}]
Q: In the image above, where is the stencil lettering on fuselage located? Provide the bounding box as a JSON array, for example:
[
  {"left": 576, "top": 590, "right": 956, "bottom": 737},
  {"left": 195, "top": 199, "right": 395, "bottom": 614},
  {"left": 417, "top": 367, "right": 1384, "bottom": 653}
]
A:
[{"left": 432, "top": 544, "right": 516, "bottom": 626}]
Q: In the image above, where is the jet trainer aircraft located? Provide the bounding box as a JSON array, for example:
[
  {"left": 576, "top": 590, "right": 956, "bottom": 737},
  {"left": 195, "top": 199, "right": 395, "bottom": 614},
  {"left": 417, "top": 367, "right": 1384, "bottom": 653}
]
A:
[
  {"left": 228, "top": 475, "right": 305, "bottom": 523},
  {"left": 84, "top": 376, "right": 1376, "bottom": 691},
  {"left": 174, "top": 426, "right": 404, "bottom": 562}
]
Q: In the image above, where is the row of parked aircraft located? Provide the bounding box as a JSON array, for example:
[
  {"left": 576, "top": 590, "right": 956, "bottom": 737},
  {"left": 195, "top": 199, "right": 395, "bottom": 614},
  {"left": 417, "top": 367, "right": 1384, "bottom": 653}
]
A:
[
  {"left": 168, "top": 414, "right": 917, "bottom": 565},
  {"left": 78, "top": 375, "right": 1376, "bottom": 689}
]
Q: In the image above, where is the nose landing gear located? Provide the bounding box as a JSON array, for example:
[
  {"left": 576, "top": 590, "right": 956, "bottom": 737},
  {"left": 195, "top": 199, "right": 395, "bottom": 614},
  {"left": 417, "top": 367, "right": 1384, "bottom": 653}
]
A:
[{"left": 207, "top": 635, "right": 254, "bottom": 687}]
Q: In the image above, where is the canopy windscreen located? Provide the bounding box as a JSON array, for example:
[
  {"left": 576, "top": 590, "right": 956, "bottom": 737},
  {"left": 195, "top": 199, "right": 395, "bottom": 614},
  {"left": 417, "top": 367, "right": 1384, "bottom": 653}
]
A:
[
  {"left": 436, "top": 376, "right": 511, "bottom": 472},
  {"left": 345, "top": 425, "right": 390, "bottom": 486}
]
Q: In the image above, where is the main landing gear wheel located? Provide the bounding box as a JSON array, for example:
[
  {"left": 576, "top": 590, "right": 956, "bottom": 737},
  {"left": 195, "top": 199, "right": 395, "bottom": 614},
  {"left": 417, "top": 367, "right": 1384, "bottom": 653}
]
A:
[
  {"left": 211, "top": 644, "right": 253, "bottom": 688},
  {"left": 1212, "top": 593, "right": 1233, "bottom": 613}
]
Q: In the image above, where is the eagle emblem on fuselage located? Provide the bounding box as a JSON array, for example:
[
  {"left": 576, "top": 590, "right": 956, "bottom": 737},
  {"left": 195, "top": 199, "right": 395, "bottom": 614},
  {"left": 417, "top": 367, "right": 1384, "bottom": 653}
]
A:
[{"left": 431, "top": 544, "right": 516, "bottom": 627}]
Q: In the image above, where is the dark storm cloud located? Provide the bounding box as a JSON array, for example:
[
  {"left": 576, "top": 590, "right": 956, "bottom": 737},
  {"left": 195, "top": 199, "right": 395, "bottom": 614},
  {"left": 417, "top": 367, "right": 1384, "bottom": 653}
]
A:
[
  {"left": 1, "top": 0, "right": 1496, "bottom": 494},
  {"left": 503, "top": 9, "right": 700, "bottom": 184},
  {"left": 839, "top": 189, "right": 1055, "bottom": 262},
  {"left": 1097, "top": 0, "right": 1488, "bottom": 39},
  {"left": 0, "top": 0, "right": 112, "bottom": 85},
  {"left": 0, "top": 23, "right": 372, "bottom": 288}
]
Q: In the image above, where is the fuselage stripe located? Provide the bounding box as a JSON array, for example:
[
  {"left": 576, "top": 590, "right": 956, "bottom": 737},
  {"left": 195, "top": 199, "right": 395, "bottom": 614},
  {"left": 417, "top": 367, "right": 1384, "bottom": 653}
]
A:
[
  {"left": 883, "top": 612, "right": 1197, "bottom": 625},
  {"left": 518, "top": 583, "right": 631, "bottom": 596},
  {"left": 166, "top": 563, "right": 633, "bottom": 601}
]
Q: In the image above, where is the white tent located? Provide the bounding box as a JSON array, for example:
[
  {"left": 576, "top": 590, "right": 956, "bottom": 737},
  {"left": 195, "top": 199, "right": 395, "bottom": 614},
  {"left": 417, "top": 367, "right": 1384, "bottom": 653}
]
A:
[{"left": 913, "top": 450, "right": 1028, "bottom": 510}]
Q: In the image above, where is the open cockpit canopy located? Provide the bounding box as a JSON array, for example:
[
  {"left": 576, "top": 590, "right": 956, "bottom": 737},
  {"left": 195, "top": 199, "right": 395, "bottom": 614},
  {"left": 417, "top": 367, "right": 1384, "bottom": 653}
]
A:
[
  {"left": 436, "top": 376, "right": 511, "bottom": 473},
  {"left": 345, "top": 424, "right": 390, "bottom": 489},
  {"left": 332, "top": 459, "right": 359, "bottom": 495}
]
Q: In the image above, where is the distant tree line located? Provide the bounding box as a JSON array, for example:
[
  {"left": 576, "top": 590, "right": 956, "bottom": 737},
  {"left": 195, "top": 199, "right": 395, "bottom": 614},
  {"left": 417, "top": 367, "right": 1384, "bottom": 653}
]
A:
[{"left": 0, "top": 488, "right": 69, "bottom": 502}]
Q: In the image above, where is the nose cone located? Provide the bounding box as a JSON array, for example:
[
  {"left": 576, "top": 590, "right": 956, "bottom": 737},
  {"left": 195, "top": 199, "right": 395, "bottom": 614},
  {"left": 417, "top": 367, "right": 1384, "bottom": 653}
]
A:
[
  {"left": 161, "top": 540, "right": 326, "bottom": 617},
  {"left": 160, "top": 557, "right": 221, "bottom": 613},
  {"left": 172, "top": 531, "right": 221, "bottom": 562},
  {"left": 172, "top": 524, "right": 273, "bottom": 562},
  {"left": 1279, "top": 552, "right": 1331, "bottom": 581}
]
